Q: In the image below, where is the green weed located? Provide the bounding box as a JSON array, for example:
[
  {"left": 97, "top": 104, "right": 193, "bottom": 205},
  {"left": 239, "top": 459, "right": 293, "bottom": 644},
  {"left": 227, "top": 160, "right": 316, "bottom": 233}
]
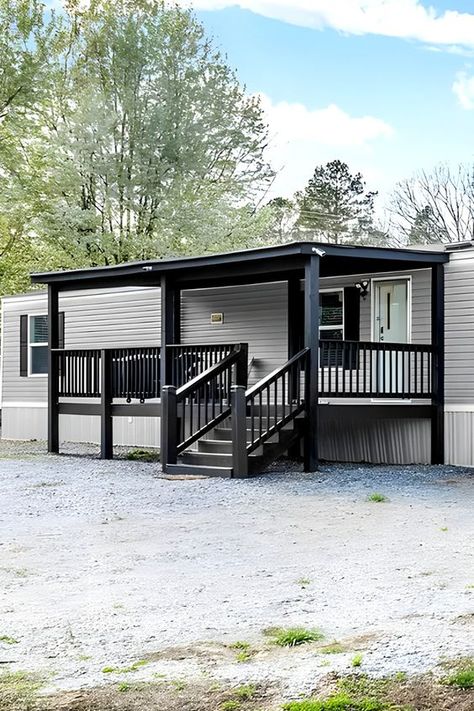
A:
[
  {"left": 264, "top": 626, "right": 324, "bottom": 647},
  {"left": 367, "top": 493, "right": 387, "bottom": 503},
  {"left": 102, "top": 659, "right": 148, "bottom": 674},
  {"left": 0, "top": 636, "right": 18, "bottom": 645},
  {"left": 125, "top": 448, "right": 160, "bottom": 462},
  {"left": 352, "top": 654, "right": 363, "bottom": 668},
  {"left": 445, "top": 663, "right": 474, "bottom": 689}
]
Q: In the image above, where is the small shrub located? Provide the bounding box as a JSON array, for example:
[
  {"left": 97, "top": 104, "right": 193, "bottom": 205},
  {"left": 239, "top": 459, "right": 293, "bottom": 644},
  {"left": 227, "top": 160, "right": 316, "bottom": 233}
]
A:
[
  {"left": 352, "top": 654, "right": 363, "bottom": 667},
  {"left": 367, "top": 493, "right": 387, "bottom": 503},
  {"left": 125, "top": 448, "right": 160, "bottom": 462},
  {"left": 446, "top": 664, "right": 474, "bottom": 689},
  {"left": 264, "top": 626, "right": 324, "bottom": 647}
]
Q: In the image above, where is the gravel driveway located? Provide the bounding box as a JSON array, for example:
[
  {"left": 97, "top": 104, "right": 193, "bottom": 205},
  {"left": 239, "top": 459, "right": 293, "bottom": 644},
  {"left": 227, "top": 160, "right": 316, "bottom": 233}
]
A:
[{"left": 0, "top": 445, "right": 474, "bottom": 696}]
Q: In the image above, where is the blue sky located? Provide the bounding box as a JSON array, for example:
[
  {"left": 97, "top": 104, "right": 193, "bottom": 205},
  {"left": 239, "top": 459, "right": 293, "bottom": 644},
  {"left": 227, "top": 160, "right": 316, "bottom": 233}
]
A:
[{"left": 180, "top": 0, "right": 474, "bottom": 206}]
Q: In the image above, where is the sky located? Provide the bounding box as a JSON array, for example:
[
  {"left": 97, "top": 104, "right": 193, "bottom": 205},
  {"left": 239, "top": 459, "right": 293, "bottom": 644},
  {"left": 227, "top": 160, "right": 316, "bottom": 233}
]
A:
[{"left": 177, "top": 0, "right": 474, "bottom": 206}]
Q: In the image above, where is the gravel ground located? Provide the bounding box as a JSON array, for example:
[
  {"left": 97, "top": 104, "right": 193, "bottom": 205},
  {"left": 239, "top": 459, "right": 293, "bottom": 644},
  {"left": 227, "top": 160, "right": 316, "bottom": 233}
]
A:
[{"left": 0, "top": 440, "right": 474, "bottom": 697}]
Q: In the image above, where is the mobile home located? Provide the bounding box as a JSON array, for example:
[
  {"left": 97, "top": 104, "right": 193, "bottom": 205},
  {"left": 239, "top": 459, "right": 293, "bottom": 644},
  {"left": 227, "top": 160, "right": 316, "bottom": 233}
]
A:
[{"left": 2, "top": 239, "right": 470, "bottom": 475}]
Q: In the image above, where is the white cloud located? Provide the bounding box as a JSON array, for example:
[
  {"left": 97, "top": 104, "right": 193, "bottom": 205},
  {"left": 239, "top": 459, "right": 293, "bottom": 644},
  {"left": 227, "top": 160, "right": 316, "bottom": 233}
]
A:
[
  {"left": 452, "top": 71, "right": 474, "bottom": 109},
  {"left": 179, "top": 0, "right": 474, "bottom": 50},
  {"left": 256, "top": 93, "right": 394, "bottom": 197}
]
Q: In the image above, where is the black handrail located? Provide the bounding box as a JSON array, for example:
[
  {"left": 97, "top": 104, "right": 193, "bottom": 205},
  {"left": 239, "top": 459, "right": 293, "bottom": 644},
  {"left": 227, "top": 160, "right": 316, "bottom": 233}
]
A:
[
  {"left": 246, "top": 348, "right": 309, "bottom": 454},
  {"left": 161, "top": 344, "right": 248, "bottom": 465}
]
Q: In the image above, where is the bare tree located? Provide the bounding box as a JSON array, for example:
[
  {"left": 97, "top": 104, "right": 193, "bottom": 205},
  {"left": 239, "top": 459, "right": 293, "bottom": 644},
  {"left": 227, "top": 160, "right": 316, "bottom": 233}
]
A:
[{"left": 391, "top": 163, "right": 474, "bottom": 244}]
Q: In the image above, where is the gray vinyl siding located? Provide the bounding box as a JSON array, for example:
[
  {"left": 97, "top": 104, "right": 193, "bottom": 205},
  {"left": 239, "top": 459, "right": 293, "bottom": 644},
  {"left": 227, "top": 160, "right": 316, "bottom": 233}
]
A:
[
  {"left": 445, "top": 250, "right": 474, "bottom": 405},
  {"left": 181, "top": 282, "right": 288, "bottom": 386},
  {"left": 1, "top": 287, "right": 161, "bottom": 405}
]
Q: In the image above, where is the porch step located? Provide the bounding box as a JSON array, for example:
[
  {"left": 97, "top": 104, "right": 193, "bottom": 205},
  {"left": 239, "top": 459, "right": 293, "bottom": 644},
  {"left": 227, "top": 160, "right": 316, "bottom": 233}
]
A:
[
  {"left": 197, "top": 439, "right": 233, "bottom": 454},
  {"left": 164, "top": 463, "right": 233, "bottom": 478}
]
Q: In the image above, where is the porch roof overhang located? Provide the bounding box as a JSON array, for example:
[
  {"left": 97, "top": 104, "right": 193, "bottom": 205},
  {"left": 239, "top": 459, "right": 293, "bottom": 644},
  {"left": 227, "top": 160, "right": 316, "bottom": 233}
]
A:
[{"left": 30, "top": 241, "right": 449, "bottom": 291}]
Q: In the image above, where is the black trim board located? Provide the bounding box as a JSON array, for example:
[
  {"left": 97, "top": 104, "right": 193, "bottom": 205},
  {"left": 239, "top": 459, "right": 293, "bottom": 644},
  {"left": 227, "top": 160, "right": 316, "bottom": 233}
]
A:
[
  {"left": 31, "top": 241, "right": 448, "bottom": 290},
  {"left": 58, "top": 403, "right": 161, "bottom": 417}
]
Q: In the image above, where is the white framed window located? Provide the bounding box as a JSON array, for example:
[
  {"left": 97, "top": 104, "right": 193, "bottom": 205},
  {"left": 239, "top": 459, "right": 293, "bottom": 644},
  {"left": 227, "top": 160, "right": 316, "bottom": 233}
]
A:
[
  {"left": 319, "top": 289, "right": 344, "bottom": 341},
  {"left": 29, "top": 315, "right": 48, "bottom": 376}
]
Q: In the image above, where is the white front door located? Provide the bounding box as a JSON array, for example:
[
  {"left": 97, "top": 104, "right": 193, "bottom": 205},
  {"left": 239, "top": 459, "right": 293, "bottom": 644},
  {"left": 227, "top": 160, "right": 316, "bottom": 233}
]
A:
[
  {"left": 373, "top": 279, "right": 410, "bottom": 394},
  {"left": 374, "top": 279, "right": 409, "bottom": 344}
]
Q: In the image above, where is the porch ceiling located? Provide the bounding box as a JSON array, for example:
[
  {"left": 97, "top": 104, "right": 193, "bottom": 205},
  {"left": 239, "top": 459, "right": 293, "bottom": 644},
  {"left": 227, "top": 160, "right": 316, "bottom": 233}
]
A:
[{"left": 30, "top": 241, "right": 448, "bottom": 291}]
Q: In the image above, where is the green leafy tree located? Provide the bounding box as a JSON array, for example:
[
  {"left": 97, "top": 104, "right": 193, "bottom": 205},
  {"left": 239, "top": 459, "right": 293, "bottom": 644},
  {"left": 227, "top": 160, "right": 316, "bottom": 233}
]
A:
[
  {"left": 295, "top": 159, "right": 377, "bottom": 244},
  {"left": 0, "top": 0, "right": 273, "bottom": 292},
  {"left": 21, "top": 0, "right": 273, "bottom": 266}
]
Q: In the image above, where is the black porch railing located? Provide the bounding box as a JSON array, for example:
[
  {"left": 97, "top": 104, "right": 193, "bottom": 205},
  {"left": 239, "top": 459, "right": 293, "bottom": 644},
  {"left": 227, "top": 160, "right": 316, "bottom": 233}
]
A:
[
  {"left": 161, "top": 343, "right": 248, "bottom": 464},
  {"left": 319, "top": 340, "right": 433, "bottom": 398},
  {"left": 167, "top": 343, "right": 241, "bottom": 388},
  {"left": 246, "top": 347, "right": 308, "bottom": 453}
]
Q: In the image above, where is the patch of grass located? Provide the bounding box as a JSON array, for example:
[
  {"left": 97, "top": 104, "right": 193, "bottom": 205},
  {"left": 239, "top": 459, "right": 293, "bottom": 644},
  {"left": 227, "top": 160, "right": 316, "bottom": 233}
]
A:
[
  {"left": 351, "top": 654, "right": 363, "bottom": 668},
  {"left": 440, "top": 527, "right": 448, "bottom": 532},
  {"left": 445, "top": 663, "right": 474, "bottom": 689},
  {"left": 229, "top": 640, "right": 250, "bottom": 651},
  {"left": 77, "top": 654, "right": 91, "bottom": 662},
  {"left": 320, "top": 642, "right": 345, "bottom": 655},
  {"left": 221, "top": 702, "right": 240, "bottom": 711},
  {"left": 102, "top": 659, "right": 149, "bottom": 674},
  {"left": 282, "top": 692, "right": 387, "bottom": 710},
  {"left": 466, "top": 584, "right": 474, "bottom": 590},
  {"left": 264, "top": 626, "right": 324, "bottom": 647},
  {"left": 367, "top": 493, "right": 387, "bottom": 503},
  {"left": 236, "top": 649, "right": 254, "bottom": 663},
  {"left": 234, "top": 684, "right": 256, "bottom": 700},
  {"left": 297, "top": 578, "right": 312, "bottom": 587},
  {"left": 0, "top": 670, "right": 43, "bottom": 710},
  {"left": 125, "top": 448, "right": 160, "bottom": 462},
  {"left": 171, "top": 679, "right": 187, "bottom": 691},
  {"left": 117, "top": 681, "right": 132, "bottom": 692},
  {"left": 0, "top": 635, "right": 18, "bottom": 645}
]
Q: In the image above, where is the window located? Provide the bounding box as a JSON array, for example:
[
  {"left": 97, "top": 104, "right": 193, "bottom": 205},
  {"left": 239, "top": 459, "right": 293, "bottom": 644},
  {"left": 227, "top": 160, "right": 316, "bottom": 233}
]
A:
[
  {"left": 29, "top": 315, "right": 48, "bottom": 375},
  {"left": 319, "top": 290, "right": 344, "bottom": 341}
]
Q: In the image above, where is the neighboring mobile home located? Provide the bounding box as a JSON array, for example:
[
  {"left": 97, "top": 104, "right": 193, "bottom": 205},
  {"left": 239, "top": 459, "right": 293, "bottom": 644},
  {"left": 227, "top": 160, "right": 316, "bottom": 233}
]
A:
[{"left": 1, "top": 239, "right": 470, "bottom": 475}]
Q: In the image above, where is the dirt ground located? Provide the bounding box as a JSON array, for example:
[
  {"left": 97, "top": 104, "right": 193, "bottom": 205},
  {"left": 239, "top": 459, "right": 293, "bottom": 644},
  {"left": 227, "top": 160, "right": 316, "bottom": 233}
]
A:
[{"left": 1, "top": 446, "right": 474, "bottom": 709}]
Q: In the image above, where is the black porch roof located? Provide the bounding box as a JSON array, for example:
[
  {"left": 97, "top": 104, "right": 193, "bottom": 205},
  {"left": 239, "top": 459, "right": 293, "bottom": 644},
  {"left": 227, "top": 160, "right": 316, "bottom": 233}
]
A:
[{"left": 31, "top": 241, "right": 449, "bottom": 291}]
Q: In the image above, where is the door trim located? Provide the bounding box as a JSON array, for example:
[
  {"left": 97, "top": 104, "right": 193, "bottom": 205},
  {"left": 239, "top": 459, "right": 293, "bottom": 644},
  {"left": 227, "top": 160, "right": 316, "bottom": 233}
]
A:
[{"left": 370, "top": 276, "right": 412, "bottom": 343}]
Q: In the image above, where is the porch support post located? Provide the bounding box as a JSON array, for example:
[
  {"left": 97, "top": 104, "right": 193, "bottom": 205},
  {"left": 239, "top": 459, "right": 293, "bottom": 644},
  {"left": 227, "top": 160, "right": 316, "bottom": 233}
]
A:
[
  {"left": 160, "top": 275, "right": 180, "bottom": 388},
  {"left": 47, "top": 284, "right": 59, "bottom": 453},
  {"left": 100, "top": 349, "right": 113, "bottom": 459},
  {"left": 431, "top": 263, "right": 445, "bottom": 464},
  {"left": 231, "top": 385, "right": 248, "bottom": 478},
  {"left": 288, "top": 275, "right": 302, "bottom": 359},
  {"left": 304, "top": 254, "right": 320, "bottom": 471}
]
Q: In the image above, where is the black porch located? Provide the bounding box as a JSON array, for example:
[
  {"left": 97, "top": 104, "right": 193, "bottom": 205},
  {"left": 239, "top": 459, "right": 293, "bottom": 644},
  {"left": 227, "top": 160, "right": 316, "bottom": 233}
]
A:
[{"left": 31, "top": 241, "right": 448, "bottom": 476}]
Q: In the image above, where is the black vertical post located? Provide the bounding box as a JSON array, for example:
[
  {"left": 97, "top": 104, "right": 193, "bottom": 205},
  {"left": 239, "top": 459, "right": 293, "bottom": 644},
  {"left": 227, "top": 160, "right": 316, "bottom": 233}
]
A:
[
  {"left": 236, "top": 343, "right": 248, "bottom": 388},
  {"left": 231, "top": 385, "right": 248, "bottom": 478},
  {"left": 48, "top": 285, "right": 59, "bottom": 453},
  {"left": 161, "top": 385, "right": 177, "bottom": 468},
  {"left": 288, "top": 275, "right": 303, "bottom": 458},
  {"left": 288, "top": 275, "right": 303, "bottom": 359},
  {"left": 431, "top": 263, "right": 445, "bottom": 464},
  {"left": 160, "top": 275, "right": 179, "bottom": 388},
  {"left": 100, "top": 349, "right": 113, "bottom": 459},
  {"left": 304, "top": 255, "right": 320, "bottom": 471}
]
